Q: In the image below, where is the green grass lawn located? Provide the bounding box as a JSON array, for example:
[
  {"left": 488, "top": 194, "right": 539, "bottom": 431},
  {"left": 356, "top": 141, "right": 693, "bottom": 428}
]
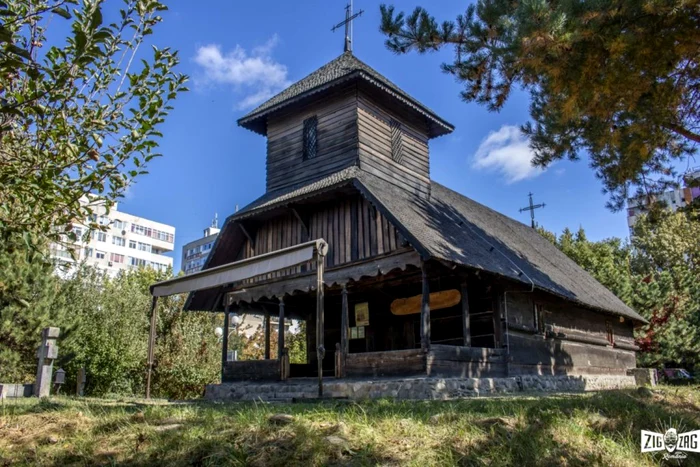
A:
[{"left": 1, "top": 386, "right": 699, "bottom": 466}]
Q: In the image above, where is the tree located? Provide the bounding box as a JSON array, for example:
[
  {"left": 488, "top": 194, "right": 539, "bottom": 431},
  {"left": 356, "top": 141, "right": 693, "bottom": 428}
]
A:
[
  {"left": 59, "top": 265, "right": 222, "bottom": 398},
  {"left": 379, "top": 2, "right": 700, "bottom": 209},
  {"left": 153, "top": 299, "right": 221, "bottom": 400},
  {"left": 629, "top": 211, "right": 700, "bottom": 368},
  {"left": 60, "top": 265, "right": 153, "bottom": 395},
  {"left": 235, "top": 316, "right": 307, "bottom": 364},
  {"left": 0, "top": 0, "right": 188, "bottom": 248},
  {"left": 0, "top": 237, "right": 73, "bottom": 382}
]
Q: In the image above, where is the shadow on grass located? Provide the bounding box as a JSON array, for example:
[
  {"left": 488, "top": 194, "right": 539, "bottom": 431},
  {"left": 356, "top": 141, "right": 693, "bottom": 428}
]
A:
[{"left": 4, "top": 388, "right": 700, "bottom": 466}]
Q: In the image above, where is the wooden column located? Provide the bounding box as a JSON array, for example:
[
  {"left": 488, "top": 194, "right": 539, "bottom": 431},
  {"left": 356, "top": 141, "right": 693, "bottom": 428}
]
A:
[
  {"left": 493, "top": 294, "right": 503, "bottom": 348},
  {"left": 221, "top": 304, "right": 230, "bottom": 380},
  {"left": 264, "top": 308, "right": 271, "bottom": 360},
  {"left": 461, "top": 281, "right": 471, "bottom": 347},
  {"left": 340, "top": 284, "right": 349, "bottom": 377},
  {"left": 316, "top": 250, "right": 326, "bottom": 397},
  {"left": 278, "top": 298, "right": 285, "bottom": 361},
  {"left": 420, "top": 260, "right": 431, "bottom": 352},
  {"left": 146, "top": 296, "right": 158, "bottom": 399}
]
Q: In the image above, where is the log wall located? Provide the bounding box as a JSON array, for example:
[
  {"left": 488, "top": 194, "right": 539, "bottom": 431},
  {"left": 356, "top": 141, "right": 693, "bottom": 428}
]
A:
[
  {"left": 345, "top": 349, "right": 426, "bottom": 378},
  {"left": 504, "top": 292, "right": 637, "bottom": 375},
  {"left": 266, "top": 86, "right": 359, "bottom": 192},
  {"left": 222, "top": 359, "right": 279, "bottom": 382},
  {"left": 357, "top": 90, "right": 431, "bottom": 197},
  {"left": 426, "top": 344, "right": 506, "bottom": 378},
  {"left": 264, "top": 85, "right": 433, "bottom": 198}
]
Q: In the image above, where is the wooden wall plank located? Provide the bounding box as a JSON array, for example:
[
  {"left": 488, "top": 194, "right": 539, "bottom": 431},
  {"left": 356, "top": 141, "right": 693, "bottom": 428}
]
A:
[
  {"left": 356, "top": 90, "right": 431, "bottom": 198},
  {"left": 266, "top": 89, "right": 359, "bottom": 192},
  {"left": 236, "top": 195, "right": 407, "bottom": 282}
]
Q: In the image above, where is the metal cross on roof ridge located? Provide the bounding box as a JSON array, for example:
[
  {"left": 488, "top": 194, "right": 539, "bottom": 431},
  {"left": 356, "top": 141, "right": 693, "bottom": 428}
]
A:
[
  {"left": 331, "top": 2, "right": 364, "bottom": 53},
  {"left": 519, "top": 192, "right": 545, "bottom": 228}
]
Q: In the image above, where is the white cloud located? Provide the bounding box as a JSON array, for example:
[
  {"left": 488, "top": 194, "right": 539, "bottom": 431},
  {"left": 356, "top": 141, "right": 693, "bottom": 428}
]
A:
[
  {"left": 472, "top": 125, "right": 545, "bottom": 183},
  {"left": 193, "top": 35, "right": 290, "bottom": 110}
]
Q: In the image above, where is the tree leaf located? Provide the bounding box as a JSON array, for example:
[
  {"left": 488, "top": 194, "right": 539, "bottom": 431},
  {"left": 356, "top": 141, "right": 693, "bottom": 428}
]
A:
[{"left": 53, "top": 7, "right": 72, "bottom": 19}]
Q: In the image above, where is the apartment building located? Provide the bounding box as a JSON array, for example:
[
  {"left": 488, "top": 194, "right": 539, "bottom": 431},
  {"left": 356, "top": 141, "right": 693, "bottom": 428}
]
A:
[
  {"left": 626, "top": 168, "right": 700, "bottom": 232},
  {"left": 181, "top": 215, "right": 220, "bottom": 275},
  {"left": 51, "top": 199, "right": 175, "bottom": 277}
]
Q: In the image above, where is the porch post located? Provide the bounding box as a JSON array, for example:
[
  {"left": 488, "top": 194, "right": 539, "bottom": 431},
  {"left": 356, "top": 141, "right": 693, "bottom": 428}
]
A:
[
  {"left": 146, "top": 296, "right": 158, "bottom": 399},
  {"left": 316, "top": 249, "right": 326, "bottom": 397},
  {"left": 221, "top": 303, "right": 230, "bottom": 380},
  {"left": 340, "top": 284, "right": 349, "bottom": 377},
  {"left": 420, "top": 260, "right": 431, "bottom": 352},
  {"left": 264, "top": 307, "right": 271, "bottom": 360},
  {"left": 461, "top": 281, "right": 470, "bottom": 347},
  {"left": 278, "top": 298, "right": 285, "bottom": 360}
]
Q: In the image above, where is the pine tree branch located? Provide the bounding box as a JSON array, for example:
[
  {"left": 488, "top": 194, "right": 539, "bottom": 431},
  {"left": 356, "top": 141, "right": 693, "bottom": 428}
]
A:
[{"left": 666, "top": 123, "right": 700, "bottom": 144}]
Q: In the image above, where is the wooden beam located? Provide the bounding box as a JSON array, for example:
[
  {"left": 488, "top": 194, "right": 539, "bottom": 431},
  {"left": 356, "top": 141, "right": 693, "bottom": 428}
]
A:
[
  {"left": 316, "top": 249, "right": 326, "bottom": 397},
  {"left": 278, "top": 298, "right": 285, "bottom": 361},
  {"left": 264, "top": 308, "right": 271, "bottom": 360},
  {"left": 221, "top": 305, "right": 230, "bottom": 378},
  {"left": 420, "top": 260, "right": 431, "bottom": 352},
  {"left": 494, "top": 293, "right": 503, "bottom": 348},
  {"left": 145, "top": 296, "right": 158, "bottom": 399},
  {"left": 238, "top": 221, "right": 256, "bottom": 253},
  {"left": 461, "top": 281, "right": 470, "bottom": 347},
  {"left": 290, "top": 206, "right": 310, "bottom": 241},
  {"left": 341, "top": 284, "right": 349, "bottom": 376}
]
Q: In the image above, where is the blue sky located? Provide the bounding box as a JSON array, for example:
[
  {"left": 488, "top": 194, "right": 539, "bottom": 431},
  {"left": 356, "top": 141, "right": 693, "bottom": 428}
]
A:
[{"left": 115, "top": 1, "right": 635, "bottom": 271}]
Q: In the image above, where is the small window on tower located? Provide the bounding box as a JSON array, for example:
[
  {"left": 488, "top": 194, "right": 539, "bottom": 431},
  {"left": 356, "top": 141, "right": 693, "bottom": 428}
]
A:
[
  {"left": 302, "top": 116, "right": 318, "bottom": 160},
  {"left": 389, "top": 118, "right": 403, "bottom": 163}
]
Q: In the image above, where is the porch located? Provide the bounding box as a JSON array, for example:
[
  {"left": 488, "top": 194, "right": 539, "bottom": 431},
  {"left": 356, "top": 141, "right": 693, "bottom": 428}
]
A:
[{"left": 221, "top": 249, "right": 508, "bottom": 384}]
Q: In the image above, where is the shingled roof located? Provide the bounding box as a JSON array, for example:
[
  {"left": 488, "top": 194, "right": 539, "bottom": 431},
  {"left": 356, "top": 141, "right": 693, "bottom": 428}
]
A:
[
  {"left": 354, "top": 172, "right": 646, "bottom": 323},
  {"left": 189, "top": 168, "right": 645, "bottom": 323},
  {"left": 237, "top": 51, "right": 454, "bottom": 137}
]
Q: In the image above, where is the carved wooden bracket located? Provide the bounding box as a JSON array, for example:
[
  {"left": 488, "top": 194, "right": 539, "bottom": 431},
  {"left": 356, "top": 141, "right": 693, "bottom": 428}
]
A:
[
  {"left": 290, "top": 205, "right": 311, "bottom": 241},
  {"left": 238, "top": 220, "right": 257, "bottom": 253}
]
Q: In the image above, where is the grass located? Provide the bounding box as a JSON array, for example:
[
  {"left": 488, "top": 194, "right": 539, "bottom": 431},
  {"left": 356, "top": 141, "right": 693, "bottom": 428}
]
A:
[{"left": 1, "top": 386, "right": 699, "bottom": 466}]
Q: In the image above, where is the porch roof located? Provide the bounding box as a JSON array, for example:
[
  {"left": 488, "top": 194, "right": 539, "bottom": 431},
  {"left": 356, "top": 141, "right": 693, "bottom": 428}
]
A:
[{"left": 150, "top": 239, "right": 327, "bottom": 299}]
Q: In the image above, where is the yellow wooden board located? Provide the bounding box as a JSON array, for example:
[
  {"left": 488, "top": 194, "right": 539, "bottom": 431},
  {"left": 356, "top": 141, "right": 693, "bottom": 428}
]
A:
[{"left": 390, "top": 289, "right": 462, "bottom": 316}]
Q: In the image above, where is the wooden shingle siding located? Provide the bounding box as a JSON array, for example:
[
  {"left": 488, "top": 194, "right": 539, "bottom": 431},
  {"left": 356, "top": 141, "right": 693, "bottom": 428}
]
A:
[
  {"left": 266, "top": 86, "right": 359, "bottom": 192},
  {"left": 356, "top": 91, "right": 431, "bottom": 197},
  {"left": 238, "top": 195, "right": 404, "bottom": 282}
]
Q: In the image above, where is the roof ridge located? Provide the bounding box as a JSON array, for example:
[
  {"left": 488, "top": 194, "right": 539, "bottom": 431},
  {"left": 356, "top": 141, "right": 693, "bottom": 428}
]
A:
[
  {"left": 242, "top": 52, "right": 354, "bottom": 118},
  {"left": 237, "top": 51, "right": 453, "bottom": 137}
]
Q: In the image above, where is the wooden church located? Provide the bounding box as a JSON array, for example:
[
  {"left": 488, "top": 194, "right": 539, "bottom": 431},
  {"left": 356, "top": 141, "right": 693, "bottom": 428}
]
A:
[{"left": 175, "top": 47, "right": 645, "bottom": 388}]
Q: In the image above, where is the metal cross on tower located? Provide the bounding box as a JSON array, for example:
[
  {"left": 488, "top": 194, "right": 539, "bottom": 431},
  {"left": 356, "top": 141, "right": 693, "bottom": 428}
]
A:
[
  {"left": 332, "top": 2, "right": 364, "bottom": 53},
  {"left": 519, "top": 192, "right": 545, "bottom": 228}
]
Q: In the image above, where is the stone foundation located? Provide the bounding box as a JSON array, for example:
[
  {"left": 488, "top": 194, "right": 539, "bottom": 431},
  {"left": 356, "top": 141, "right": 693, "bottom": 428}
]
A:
[{"left": 205, "top": 374, "right": 636, "bottom": 401}]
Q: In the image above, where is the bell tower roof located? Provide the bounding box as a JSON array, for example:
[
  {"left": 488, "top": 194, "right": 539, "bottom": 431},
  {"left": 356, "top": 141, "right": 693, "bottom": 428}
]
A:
[{"left": 237, "top": 51, "right": 454, "bottom": 138}]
